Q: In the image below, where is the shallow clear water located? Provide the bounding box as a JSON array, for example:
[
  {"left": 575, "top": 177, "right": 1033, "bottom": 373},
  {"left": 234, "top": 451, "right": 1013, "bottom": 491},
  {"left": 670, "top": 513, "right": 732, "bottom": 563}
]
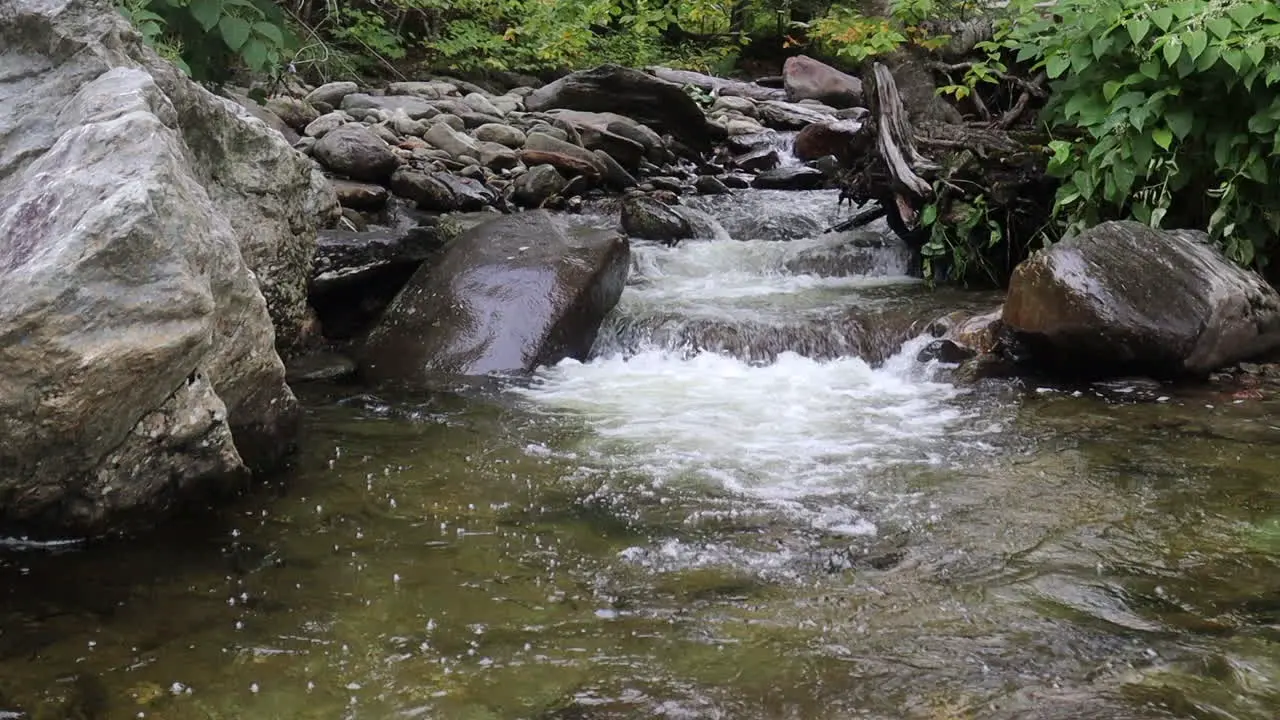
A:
[{"left": 3, "top": 192, "right": 1279, "bottom": 720}]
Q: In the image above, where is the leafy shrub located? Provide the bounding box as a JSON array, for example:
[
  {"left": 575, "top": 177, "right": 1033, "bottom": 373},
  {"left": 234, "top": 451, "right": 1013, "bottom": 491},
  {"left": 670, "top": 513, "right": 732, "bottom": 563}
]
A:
[
  {"left": 1012, "top": 0, "right": 1280, "bottom": 272},
  {"left": 117, "top": 0, "right": 290, "bottom": 82}
]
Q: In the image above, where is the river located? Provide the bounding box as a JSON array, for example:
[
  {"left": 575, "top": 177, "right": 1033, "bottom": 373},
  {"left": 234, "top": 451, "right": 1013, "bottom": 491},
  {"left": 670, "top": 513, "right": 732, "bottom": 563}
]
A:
[{"left": 2, "top": 190, "right": 1279, "bottom": 719}]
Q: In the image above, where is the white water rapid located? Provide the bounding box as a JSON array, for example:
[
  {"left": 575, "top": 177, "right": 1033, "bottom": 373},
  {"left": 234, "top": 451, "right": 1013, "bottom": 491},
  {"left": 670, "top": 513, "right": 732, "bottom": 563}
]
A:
[{"left": 517, "top": 191, "right": 994, "bottom": 547}]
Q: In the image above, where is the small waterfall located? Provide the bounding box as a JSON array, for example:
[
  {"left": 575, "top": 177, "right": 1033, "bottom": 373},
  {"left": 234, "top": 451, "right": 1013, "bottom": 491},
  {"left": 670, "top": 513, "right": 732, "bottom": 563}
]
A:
[{"left": 768, "top": 130, "right": 804, "bottom": 167}]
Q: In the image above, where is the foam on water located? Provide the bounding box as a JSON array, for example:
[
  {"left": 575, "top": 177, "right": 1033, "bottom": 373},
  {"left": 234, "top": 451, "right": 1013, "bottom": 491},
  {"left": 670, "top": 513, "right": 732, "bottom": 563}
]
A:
[{"left": 518, "top": 335, "right": 971, "bottom": 536}]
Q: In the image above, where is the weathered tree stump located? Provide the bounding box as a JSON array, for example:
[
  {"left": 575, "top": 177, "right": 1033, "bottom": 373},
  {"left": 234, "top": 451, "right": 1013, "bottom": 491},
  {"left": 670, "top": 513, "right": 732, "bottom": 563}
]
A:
[{"left": 833, "top": 60, "right": 1056, "bottom": 286}]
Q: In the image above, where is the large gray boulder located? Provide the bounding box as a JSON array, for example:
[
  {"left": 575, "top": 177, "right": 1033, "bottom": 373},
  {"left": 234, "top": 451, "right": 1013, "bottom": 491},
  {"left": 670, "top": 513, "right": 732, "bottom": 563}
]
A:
[
  {"left": 525, "top": 64, "right": 713, "bottom": 152},
  {"left": 362, "top": 211, "right": 630, "bottom": 379},
  {"left": 783, "top": 55, "right": 864, "bottom": 108},
  {"left": 0, "top": 0, "right": 334, "bottom": 533},
  {"left": 1003, "top": 221, "right": 1280, "bottom": 378}
]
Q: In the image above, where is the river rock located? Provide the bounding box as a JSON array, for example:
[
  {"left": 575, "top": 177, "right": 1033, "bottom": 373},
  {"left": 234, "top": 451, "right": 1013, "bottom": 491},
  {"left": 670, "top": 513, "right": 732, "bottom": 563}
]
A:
[
  {"left": 266, "top": 96, "right": 319, "bottom": 131},
  {"left": 794, "top": 120, "right": 864, "bottom": 163},
  {"left": 695, "top": 175, "right": 732, "bottom": 195},
  {"left": 1003, "top": 221, "right": 1280, "bottom": 378},
  {"left": 304, "top": 111, "right": 347, "bottom": 137},
  {"left": 732, "top": 147, "right": 781, "bottom": 172},
  {"left": 463, "top": 92, "right": 503, "bottom": 117},
  {"left": 312, "top": 225, "right": 452, "bottom": 290},
  {"left": 342, "top": 93, "right": 440, "bottom": 121},
  {"left": 474, "top": 123, "right": 526, "bottom": 148},
  {"left": 526, "top": 64, "right": 713, "bottom": 152},
  {"left": 477, "top": 140, "right": 519, "bottom": 170},
  {"left": 306, "top": 81, "right": 359, "bottom": 108},
  {"left": 362, "top": 211, "right": 630, "bottom": 378},
  {"left": 783, "top": 55, "right": 864, "bottom": 108},
  {"left": 330, "top": 179, "right": 389, "bottom": 211},
  {"left": 757, "top": 100, "right": 835, "bottom": 129},
  {"left": 712, "top": 95, "right": 758, "bottom": 116},
  {"left": 313, "top": 124, "right": 400, "bottom": 182},
  {"left": 621, "top": 194, "right": 692, "bottom": 243},
  {"left": 424, "top": 121, "right": 479, "bottom": 159},
  {"left": 387, "top": 81, "right": 456, "bottom": 99},
  {"left": 0, "top": 0, "right": 334, "bottom": 532},
  {"left": 753, "top": 166, "right": 825, "bottom": 190},
  {"left": 594, "top": 150, "right": 639, "bottom": 190},
  {"left": 524, "top": 131, "right": 606, "bottom": 173},
  {"left": 512, "top": 164, "right": 568, "bottom": 207}
]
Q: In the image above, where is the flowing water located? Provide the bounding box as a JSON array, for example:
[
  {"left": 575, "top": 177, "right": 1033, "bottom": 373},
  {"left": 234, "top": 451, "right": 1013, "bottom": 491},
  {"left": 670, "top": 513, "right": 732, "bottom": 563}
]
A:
[{"left": 3, "top": 191, "right": 1280, "bottom": 720}]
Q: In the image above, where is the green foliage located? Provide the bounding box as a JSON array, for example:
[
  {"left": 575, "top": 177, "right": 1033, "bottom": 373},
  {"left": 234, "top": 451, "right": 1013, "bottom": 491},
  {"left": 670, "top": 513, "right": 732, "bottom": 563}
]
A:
[
  {"left": 920, "top": 192, "right": 1006, "bottom": 286},
  {"left": 1009, "top": 0, "right": 1280, "bottom": 270},
  {"left": 117, "top": 0, "right": 291, "bottom": 82}
]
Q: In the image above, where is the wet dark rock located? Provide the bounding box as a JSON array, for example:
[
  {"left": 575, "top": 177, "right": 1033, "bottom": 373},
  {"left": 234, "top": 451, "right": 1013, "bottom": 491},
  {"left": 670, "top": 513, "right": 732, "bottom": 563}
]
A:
[
  {"left": 329, "top": 179, "right": 389, "bottom": 211},
  {"left": 783, "top": 55, "right": 865, "bottom": 108},
  {"left": 1004, "top": 221, "right": 1280, "bottom": 378},
  {"left": 952, "top": 353, "right": 1019, "bottom": 384},
  {"left": 752, "top": 166, "right": 825, "bottom": 190},
  {"left": 621, "top": 194, "right": 693, "bottom": 243},
  {"left": 512, "top": 164, "right": 568, "bottom": 207},
  {"left": 593, "top": 149, "right": 639, "bottom": 190},
  {"left": 312, "top": 225, "right": 453, "bottom": 290},
  {"left": 390, "top": 168, "right": 456, "bottom": 211},
  {"left": 794, "top": 120, "right": 865, "bottom": 163},
  {"left": 722, "top": 174, "right": 752, "bottom": 189},
  {"left": 519, "top": 149, "right": 601, "bottom": 181},
  {"left": 285, "top": 352, "right": 358, "bottom": 382},
  {"left": 695, "top": 175, "right": 732, "bottom": 195},
  {"left": 917, "top": 339, "right": 975, "bottom": 364},
  {"left": 361, "top": 211, "right": 630, "bottom": 379},
  {"left": 648, "top": 176, "right": 688, "bottom": 194},
  {"left": 525, "top": 64, "right": 713, "bottom": 152},
  {"left": 732, "top": 147, "right": 781, "bottom": 172},
  {"left": 313, "top": 125, "right": 400, "bottom": 182}
]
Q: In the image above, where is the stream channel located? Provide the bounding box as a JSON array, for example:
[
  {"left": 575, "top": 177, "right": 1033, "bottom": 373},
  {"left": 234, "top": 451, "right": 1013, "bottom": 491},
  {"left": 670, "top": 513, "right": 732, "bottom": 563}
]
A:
[{"left": 2, "top": 190, "right": 1279, "bottom": 719}]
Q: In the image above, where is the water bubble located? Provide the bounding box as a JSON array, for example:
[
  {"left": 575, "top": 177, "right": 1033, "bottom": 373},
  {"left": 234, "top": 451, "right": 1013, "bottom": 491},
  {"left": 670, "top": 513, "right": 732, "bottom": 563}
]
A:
[{"left": 250, "top": 683, "right": 260, "bottom": 694}]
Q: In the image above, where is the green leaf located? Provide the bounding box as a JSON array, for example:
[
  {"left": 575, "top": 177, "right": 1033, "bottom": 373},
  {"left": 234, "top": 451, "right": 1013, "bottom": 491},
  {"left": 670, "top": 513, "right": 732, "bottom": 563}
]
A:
[
  {"left": 1162, "top": 36, "right": 1182, "bottom": 67},
  {"left": 1153, "top": 126, "right": 1173, "bottom": 150},
  {"left": 1206, "top": 16, "right": 1234, "bottom": 40},
  {"left": 1166, "top": 108, "right": 1195, "bottom": 139},
  {"left": 1196, "top": 43, "right": 1222, "bottom": 71},
  {"left": 1127, "top": 18, "right": 1151, "bottom": 45},
  {"left": 1227, "top": 4, "right": 1261, "bottom": 28},
  {"left": 1183, "top": 29, "right": 1207, "bottom": 61},
  {"left": 1103, "top": 80, "right": 1124, "bottom": 101},
  {"left": 922, "top": 204, "right": 938, "bottom": 226},
  {"left": 241, "top": 37, "right": 269, "bottom": 70},
  {"left": 1245, "top": 44, "right": 1266, "bottom": 68},
  {"left": 1045, "top": 53, "right": 1070, "bottom": 79},
  {"left": 1245, "top": 155, "right": 1270, "bottom": 184},
  {"left": 1223, "top": 48, "right": 1244, "bottom": 72},
  {"left": 1130, "top": 132, "right": 1154, "bottom": 169},
  {"left": 253, "top": 21, "right": 284, "bottom": 46},
  {"left": 218, "top": 15, "right": 251, "bottom": 51},
  {"left": 1092, "top": 32, "right": 1113, "bottom": 59},
  {"left": 1249, "top": 113, "right": 1279, "bottom": 134},
  {"left": 1139, "top": 59, "right": 1160, "bottom": 80},
  {"left": 188, "top": 0, "right": 223, "bottom": 32},
  {"left": 1150, "top": 7, "right": 1174, "bottom": 31}
]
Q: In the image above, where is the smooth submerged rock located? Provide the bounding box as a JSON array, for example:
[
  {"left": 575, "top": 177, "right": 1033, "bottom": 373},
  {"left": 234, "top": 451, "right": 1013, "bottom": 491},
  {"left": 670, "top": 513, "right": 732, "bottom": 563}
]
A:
[
  {"left": 0, "top": 0, "right": 334, "bottom": 533},
  {"left": 362, "top": 211, "right": 630, "bottom": 379},
  {"left": 1004, "top": 221, "right": 1280, "bottom": 378},
  {"left": 525, "top": 64, "right": 713, "bottom": 152}
]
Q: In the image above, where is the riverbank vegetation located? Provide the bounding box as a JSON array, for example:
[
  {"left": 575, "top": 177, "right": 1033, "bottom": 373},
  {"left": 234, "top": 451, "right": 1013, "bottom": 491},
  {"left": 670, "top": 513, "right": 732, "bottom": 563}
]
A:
[{"left": 117, "top": 0, "right": 1280, "bottom": 286}]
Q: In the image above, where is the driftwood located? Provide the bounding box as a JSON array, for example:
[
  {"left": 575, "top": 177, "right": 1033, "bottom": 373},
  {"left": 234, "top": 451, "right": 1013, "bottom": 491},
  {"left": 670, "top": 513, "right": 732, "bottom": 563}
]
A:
[{"left": 835, "top": 61, "right": 1056, "bottom": 283}]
